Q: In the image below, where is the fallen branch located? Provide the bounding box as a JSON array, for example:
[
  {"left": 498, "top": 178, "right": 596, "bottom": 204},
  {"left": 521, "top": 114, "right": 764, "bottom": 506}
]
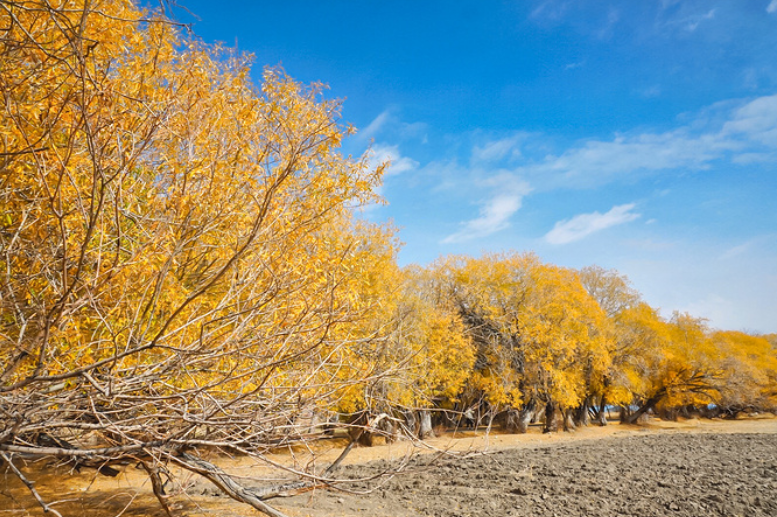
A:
[{"left": 173, "top": 452, "right": 292, "bottom": 517}]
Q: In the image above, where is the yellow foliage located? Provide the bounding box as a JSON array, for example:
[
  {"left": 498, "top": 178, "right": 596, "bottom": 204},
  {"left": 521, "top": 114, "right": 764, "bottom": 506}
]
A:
[
  {"left": 433, "top": 252, "right": 611, "bottom": 411},
  {"left": 713, "top": 331, "right": 777, "bottom": 409},
  {"left": 612, "top": 307, "right": 725, "bottom": 410},
  {"left": 0, "top": 0, "right": 395, "bottom": 423}
]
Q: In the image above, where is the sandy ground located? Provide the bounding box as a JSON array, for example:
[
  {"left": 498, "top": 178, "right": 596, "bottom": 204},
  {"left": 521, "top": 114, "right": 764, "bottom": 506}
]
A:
[{"left": 2, "top": 416, "right": 776, "bottom": 517}]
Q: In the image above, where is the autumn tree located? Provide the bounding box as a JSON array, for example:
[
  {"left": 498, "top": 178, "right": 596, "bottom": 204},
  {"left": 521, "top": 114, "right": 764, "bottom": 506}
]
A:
[
  {"left": 517, "top": 261, "right": 612, "bottom": 432},
  {"left": 435, "top": 253, "right": 611, "bottom": 433},
  {"left": 390, "top": 265, "right": 476, "bottom": 438},
  {"left": 436, "top": 253, "right": 535, "bottom": 431},
  {"left": 0, "top": 1, "right": 400, "bottom": 515},
  {"left": 578, "top": 265, "right": 641, "bottom": 319},
  {"left": 713, "top": 331, "right": 777, "bottom": 415},
  {"left": 614, "top": 309, "right": 723, "bottom": 424},
  {"left": 578, "top": 265, "right": 640, "bottom": 425}
]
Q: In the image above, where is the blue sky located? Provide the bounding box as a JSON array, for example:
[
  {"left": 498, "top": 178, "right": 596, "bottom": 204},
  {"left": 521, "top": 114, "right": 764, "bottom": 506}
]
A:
[{"left": 177, "top": 1, "right": 777, "bottom": 333}]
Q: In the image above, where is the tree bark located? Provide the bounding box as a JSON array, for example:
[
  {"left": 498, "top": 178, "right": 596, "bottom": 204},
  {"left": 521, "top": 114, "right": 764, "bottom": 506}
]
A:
[
  {"left": 175, "top": 453, "right": 291, "bottom": 517},
  {"left": 626, "top": 394, "right": 662, "bottom": 424},
  {"left": 347, "top": 411, "right": 375, "bottom": 446},
  {"left": 140, "top": 461, "right": 173, "bottom": 517},
  {"left": 418, "top": 410, "right": 435, "bottom": 439},
  {"left": 504, "top": 408, "right": 521, "bottom": 433},
  {"left": 516, "top": 399, "right": 536, "bottom": 434},
  {"left": 563, "top": 409, "right": 576, "bottom": 432},
  {"left": 595, "top": 395, "right": 608, "bottom": 426},
  {"left": 574, "top": 398, "right": 591, "bottom": 427},
  {"left": 403, "top": 410, "right": 418, "bottom": 436},
  {"left": 619, "top": 405, "right": 630, "bottom": 423},
  {"left": 543, "top": 401, "right": 559, "bottom": 433}
]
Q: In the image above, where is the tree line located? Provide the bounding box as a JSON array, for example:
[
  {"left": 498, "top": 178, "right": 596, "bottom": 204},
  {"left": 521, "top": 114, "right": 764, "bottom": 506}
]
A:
[
  {"left": 1, "top": 2, "right": 775, "bottom": 516},
  {"left": 391, "top": 255, "right": 776, "bottom": 437}
]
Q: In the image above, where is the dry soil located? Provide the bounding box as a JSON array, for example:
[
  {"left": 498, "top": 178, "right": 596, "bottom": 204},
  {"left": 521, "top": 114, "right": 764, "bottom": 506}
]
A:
[{"left": 3, "top": 417, "right": 776, "bottom": 517}]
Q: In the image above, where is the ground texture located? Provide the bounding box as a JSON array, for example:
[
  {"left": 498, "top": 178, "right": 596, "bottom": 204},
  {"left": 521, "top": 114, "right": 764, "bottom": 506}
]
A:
[
  {"left": 3, "top": 419, "right": 777, "bottom": 517},
  {"left": 279, "top": 432, "right": 777, "bottom": 517}
]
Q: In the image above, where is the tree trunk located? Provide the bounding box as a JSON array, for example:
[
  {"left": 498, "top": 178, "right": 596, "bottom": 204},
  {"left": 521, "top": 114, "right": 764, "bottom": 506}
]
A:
[
  {"left": 658, "top": 406, "right": 679, "bottom": 421},
  {"left": 543, "top": 401, "right": 559, "bottom": 433},
  {"left": 595, "top": 395, "right": 608, "bottom": 426},
  {"left": 378, "top": 416, "right": 398, "bottom": 443},
  {"left": 461, "top": 407, "right": 476, "bottom": 429},
  {"left": 574, "top": 398, "right": 590, "bottom": 427},
  {"left": 517, "top": 399, "right": 536, "bottom": 434},
  {"left": 504, "top": 408, "right": 521, "bottom": 433},
  {"left": 418, "top": 410, "right": 435, "bottom": 439},
  {"left": 619, "top": 405, "right": 630, "bottom": 423},
  {"left": 626, "top": 395, "right": 662, "bottom": 424},
  {"left": 563, "top": 409, "right": 576, "bottom": 432}
]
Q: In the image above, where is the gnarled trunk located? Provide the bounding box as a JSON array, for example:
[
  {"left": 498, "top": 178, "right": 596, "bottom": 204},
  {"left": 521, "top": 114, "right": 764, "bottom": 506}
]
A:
[
  {"left": 573, "top": 398, "right": 591, "bottom": 427},
  {"left": 626, "top": 394, "right": 663, "bottom": 424},
  {"left": 505, "top": 399, "right": 537, "bottom": 434},
  {"left": 619, "top": 405, "right": 631, "bottom": 423},
  {"left": 543, "top": 401, "right": 559, "bottom": 433},
  {"left": 504, "top": 408, "right": 521, "bottom": 433},
  {"left": 418, "top": 410, "right": 435, "bottom": 439},
  {"left": 563, "top": 409, "right": 576, "bottom": 432},
  {"left": 518, "top": 399, "right": 537, "bottom": 434},
  {"left": 594, "top": 395, "right": 608, "bottom": 426}
]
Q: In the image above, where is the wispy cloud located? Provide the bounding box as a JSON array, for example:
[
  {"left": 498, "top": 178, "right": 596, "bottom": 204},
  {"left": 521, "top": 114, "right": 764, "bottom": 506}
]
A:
[
  {"left": 519, "top": 94, "right": 777, "bottom": 189},
  {"left": 530, "top": 0, "right": 570, "bottom": 22},
  {"left": 523, "top": 131, "right": 724, "bottom": 188},
  {"left": 545, "top": 203, "right": 641, "bottom": 244},
  {"left": 355, "top": 109, "right": 429, "bottom": 145},
  {"left": 657, "top": 4, "right": 717, "bottom": 34},
  {"left": 565, "top": 60, "right": 586, "bottom": 70},
  {"left": 359, "top": 110, "right": 391, "bottom": 141},
  {"left": 684, "top": 8, "right": 715, "bottom": 32},
  {"left": 720, "top": 234, "right": 777, "bottom": 260},
  {"left": 722, "top": 94, "right": 777, "bottom": 146},
  {"left": 768, "top": 0, "right": 777, "bottom": 14},
  {"left": 472, "top": 135, "right": 524, "bottom": 163},
  {"left": 369, "top": 144, "right": 418, "bottom": 176},
  {"left": 442, "top": 178, "right": 531, "bottom": 243},
  {"left": 596, "top": 8, "right": 620, "bottom": 39}
]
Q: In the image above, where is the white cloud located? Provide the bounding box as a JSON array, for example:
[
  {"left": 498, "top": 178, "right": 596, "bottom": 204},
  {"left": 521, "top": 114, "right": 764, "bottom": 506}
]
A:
[
  {"left": 565, "top": 60, "right": 586, "bottom": 70},
  {"left": 722, "top": 94, "right": 777, "bottom": 146},
  {"left": 355, "top": 110, "right": 429, "bottom": 146},
  {"left": 731, "top": 152, "right": 777, "bottom": 165},
  {"left": 442, "top": 178, "right": 531, "bottom": 243},
  {"left": 359, "top": 110, "right": 391, "bottom": 141},
  {"left": 518, "top": 93, "right": 777, "bottom": 189},
  {"left": 721, "top": 234, "right": 777, "bottom": 260},
  {"left": 524, "top": 131, "right": 723, "bottom": 188},
  {"left": 545, "top": 203, "right": 641, "bottom": 244},
  {"left": 369, "top": 144, "right": 418, "bottom": 176},
  {"left": 657, "top": 4, "right": 717, "bottom": 34},
  {"left": 768, "top": 0, "right": 777, "bottom": 14},
  {"left": 472, "top": 135, "right": 524, "bottom": 163},
  {"left": 684, "top": 8, "right": 715, "bottom": 32},
  {"left": 530, "top": 1, "right": 569, "bottom": 21}
]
